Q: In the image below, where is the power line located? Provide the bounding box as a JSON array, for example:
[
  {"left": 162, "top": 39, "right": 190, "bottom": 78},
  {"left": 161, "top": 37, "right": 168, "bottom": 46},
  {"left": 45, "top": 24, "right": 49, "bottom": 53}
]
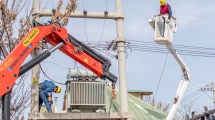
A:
[
  {"left": 81, "top": 0, "right": 86, "bottom": 10},
  {"left": 83, "top": 40, "right": 215, "bottom": 52},
  {"left": 154, "top": 53, "right": 169, "bottom": 101},
  {"left": 78, "top": 0, "right": 117, "bottom": 58},
  {"left": 181, "top": 90, "right": 202, "bottom": 104},
  {"left": 39, "top": 64, "right": 65, "bottom": 85},
  {"left": 202, "top": 91, "right": 214, "bottom": 101},
  {"left": 81, "top": 40, "right": 215, "bottom": 58},
  {"left": 180, "top": 92, "right": 205, "bottom": 108},
  {"left": 83, "top": 19, "right": 89, "bottom": 42},
  {"left": 98, "top": 0, "right": 109, "bottom": 46},
  {"left": 99, "top": 19, "right": 107, "bottom": 46}
]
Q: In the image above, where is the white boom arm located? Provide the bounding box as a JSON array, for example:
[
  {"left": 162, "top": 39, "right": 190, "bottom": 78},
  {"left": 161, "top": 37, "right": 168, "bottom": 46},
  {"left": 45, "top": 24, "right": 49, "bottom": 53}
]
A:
[
  {"left": 165, "top": 45, "right": 190, "bottom": 120},
  {"left": 149, "top": 15, "right": 191, "bottom": 120}
]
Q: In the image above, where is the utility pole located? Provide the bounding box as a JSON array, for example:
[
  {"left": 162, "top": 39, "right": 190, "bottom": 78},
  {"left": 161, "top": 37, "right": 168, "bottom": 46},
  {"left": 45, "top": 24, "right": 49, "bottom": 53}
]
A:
[
  {"left": 190, "top": 106, "right": 215, "bottom": 120},
  {"left": 31, "top": 0, "right": 128, "bottom": 113},
  {"left": 212, "top": 82, "right": 215, "bottom": 108},
  {"left": 31, "top": 0, "right": 40, "bottom": 113},
  {"left": 200, "top": 82, "right": 214, "bottom": 108},
  {"left": 115, "top": 0, "right": 128, "bottom": 112}
]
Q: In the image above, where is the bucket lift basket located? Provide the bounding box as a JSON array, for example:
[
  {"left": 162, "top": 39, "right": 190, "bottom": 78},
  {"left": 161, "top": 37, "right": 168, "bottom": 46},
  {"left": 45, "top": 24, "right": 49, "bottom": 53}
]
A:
[{"left": 149, "top": 14, "right": 177, "bottom": 45}]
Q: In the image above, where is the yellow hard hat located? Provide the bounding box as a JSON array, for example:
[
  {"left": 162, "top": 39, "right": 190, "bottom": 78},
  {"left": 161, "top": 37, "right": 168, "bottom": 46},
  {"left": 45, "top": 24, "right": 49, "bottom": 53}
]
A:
[
  {"left": 160, "top": 0, "right": 166, "bottom": 6},
  {"left": 55, "top": 86, "right": 61, "bottom": 93}
]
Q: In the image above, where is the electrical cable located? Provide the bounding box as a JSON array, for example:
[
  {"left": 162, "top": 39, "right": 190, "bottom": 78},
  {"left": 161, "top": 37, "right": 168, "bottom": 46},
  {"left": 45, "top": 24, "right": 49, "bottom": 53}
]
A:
[
  {"left": 51, "top": 0, "right": 54, "bottom": 9},
  {"left": 83, "top": 40, "right": 215, "bottom": 53},
  {"left": 181, "top": 90, "right": 200, "bottom": 101},
  {"left": 81, "top": 0, "right": 89, "bottom": 42},
  {"left": 42, "top": 67, "right": 48, "bottom": 81},
  {"left": 202, "top": 91, "right": 214, "bottom": 101},
  {"left": 105, "top": 0, "right": 109, "bottom": 10},
  {"left": 108, "top": 99, "right": 114, "bottom": 118},
  {"left": 83, "top": 19, "right": 89, "bottom": 42},
  {"left": 80, "top": 0, "right": 117, "bottom": 58},
  {"left": 94, "top": 47, "right": 115, "bottom": 58},
  {"left": 81, "top": 0, "right": 86, "bottom": 10},
  {"left": 111, "top": 100, "right": 124, "bottom": 119},
  {"left": 154, "top": 53, "right": 169, "bottom": 102},
  {"left": 98, "top": 0, "right": 109, "bottom": 46},
  {"left": 181, "top": 90, "right": 202, "bottom": 104},
  {"left": 98, "top": 19, "right": 107, "bottom": 46},
  {"left": 130, "top": 45, "right": 215, "bottom": 56},
  {"left": 40, "top": 0, "right": 50, "bottom": 22},
  {"left": 128, "top": 41, "right": 215, "bottom": 52},
  {"left": 43, "top": 0, "right": 49, "bottom": 10},
  {"left": 48, "top": 56, "right": 70, "bottom": 69},
  {"left": 82, "top": 40, "right": 215, "bottom": 58},
  {"left": 73, "top": 61, "right": 81, "bottom": 75},
  {"left": 39, "top": 63, "right": 65, "bottom": 85},
  {"left": 180, "top": 92, "right": 204, "bottom": 108}
]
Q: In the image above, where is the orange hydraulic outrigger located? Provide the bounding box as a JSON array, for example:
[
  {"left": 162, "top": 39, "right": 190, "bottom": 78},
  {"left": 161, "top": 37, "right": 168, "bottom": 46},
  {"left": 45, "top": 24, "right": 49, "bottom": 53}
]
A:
[{"left": 0, "top": 21, "right": 117, "bottom": 119}]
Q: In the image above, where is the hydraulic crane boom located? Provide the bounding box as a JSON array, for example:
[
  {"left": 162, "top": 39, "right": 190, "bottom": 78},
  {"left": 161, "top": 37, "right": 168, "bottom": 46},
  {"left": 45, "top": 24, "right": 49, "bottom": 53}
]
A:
[
  {"left": 149, "top": 15, "right": 191, "bottom": 120},
  {"left": 0, "top": 21, "right": 117, "bottom": 97},
  {"left": 166, "top": 45, "right": 190, "bottom": 120}
]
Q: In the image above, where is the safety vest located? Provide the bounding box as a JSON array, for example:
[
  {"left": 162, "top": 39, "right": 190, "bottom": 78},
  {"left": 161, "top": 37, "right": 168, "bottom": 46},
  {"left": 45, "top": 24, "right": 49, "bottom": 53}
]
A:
[{"left": 160, "top": 4, "right": 170, "bottom": 14}]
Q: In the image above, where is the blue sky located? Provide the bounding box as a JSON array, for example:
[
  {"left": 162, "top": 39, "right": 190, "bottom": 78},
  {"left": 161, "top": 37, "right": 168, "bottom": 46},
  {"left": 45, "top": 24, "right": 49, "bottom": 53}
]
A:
[{"left": 23, "top": 0, "right": 215, "bottom": 114}]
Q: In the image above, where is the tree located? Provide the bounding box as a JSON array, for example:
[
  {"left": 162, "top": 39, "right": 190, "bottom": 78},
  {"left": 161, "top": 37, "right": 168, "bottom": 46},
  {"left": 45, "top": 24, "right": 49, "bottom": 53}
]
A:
[
  {"left": 144, "top": 96, "right": 170, "bottom": 113},
  {"left": 176, "top": 102, "right": 198, "bottom": 120},
  {"left": 0, "top": 0, "right": 77, "bottom": 119},
  {"left": 0, "top": 0, "right": 32, "bottom": 119}
]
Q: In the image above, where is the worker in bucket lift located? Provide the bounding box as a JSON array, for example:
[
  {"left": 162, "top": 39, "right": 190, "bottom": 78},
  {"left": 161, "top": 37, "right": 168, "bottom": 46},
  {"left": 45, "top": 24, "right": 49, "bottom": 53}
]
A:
[
  {"left": 159, "top": 0, "right": 172, "bottom": 37},
  {"left": 160, "top": 0, "right": 172, "bottom": 22},
  {"left": 39, "top": 80, "right": 61, "bottom": 113}
]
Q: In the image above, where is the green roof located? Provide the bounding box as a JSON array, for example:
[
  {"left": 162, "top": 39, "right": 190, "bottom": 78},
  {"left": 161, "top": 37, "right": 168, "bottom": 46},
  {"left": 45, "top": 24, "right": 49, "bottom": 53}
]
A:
[{"left": 105, "top": 86, "right": 167, "bottom": 120}]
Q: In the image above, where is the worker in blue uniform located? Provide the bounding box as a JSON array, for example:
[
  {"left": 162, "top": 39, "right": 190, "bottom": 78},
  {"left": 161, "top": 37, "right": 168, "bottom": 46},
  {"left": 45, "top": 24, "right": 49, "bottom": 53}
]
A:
[{"left": 39, "top": 80, "right": 61, "bottom": 112}]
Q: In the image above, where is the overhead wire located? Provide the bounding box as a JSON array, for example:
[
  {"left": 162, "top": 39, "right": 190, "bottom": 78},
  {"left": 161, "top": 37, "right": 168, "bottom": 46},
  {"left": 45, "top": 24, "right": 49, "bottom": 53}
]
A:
[
  {"left": 154, "top": 53, "right": 169, "bottom": 101},
  {"left": 94, "top": 47, "right": 116, "bottom": 59},
  {"left": 73, "top": 61, "right": 82, "bottom": 76},
  {"left": 180, "top": 92, "right": 205, "bottom": 108},
  {"left": 130, "top": 45, "right": 215, "bottom": 56},
  {"left": 83, "top": 19, "right": 89, "bottom": 42},
  {"left": 81, "top": 0, "right": 86, "bottom": 10},
  {"left": 80, "top": 0, "right": 115, "bottom": 59},
  {"left": 98, "top": 0, "right": 109, "bottom": 46},
  {"left": 182, "top": 90, "right": 200, "bottom": 101},
  {"left": 127, "top": 40, "right": 215, "bottom": 52},
  {"left": 98, "top": 19, "right": 107, "bottom": 46},
  {"left": 109, "top": 99, "right": 124, "bottom": 119},
  {"left": 96, "top": 0, "right": 124, "bottom": 116},
  {"left": 71, "top": 0, "right": 88, "bottom": 71},
  {"left": 42, "top": 60, "right": 69, "bottom": 69},
  {"left": 83, "top": 40, "right": 215, "bottom": 53},
  {"left": 181, "top": 90, "right": 202, "bottom": 104},
  {"left": 39, "top": 64, "right": 65, "bottom": 85},
  {"left": 202, "top": 91, "right": 214, "bottom": 101},
  {"left": 81, "top": 0, "right": 89, "bottom": 42},
  {"left": 39, "top": 0, "right": 51, "bottom": 22},
  {"left": 81, "top": 40, "right": 215, "bottom": 58},
  {"left": 49, "top": 56, "right": 70, "bottom": 69}
]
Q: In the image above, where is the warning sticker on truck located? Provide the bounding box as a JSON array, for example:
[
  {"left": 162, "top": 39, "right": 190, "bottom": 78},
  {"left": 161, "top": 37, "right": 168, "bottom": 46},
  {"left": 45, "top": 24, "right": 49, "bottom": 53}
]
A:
[{"left": 23, "top": 28, "right": 39, "bottom": 47}]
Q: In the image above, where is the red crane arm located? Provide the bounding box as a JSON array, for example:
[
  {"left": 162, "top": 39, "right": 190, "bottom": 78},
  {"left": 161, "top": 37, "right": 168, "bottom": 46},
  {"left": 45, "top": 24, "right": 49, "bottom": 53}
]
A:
[{"left": 0, "top": 24, "right": 105, "bottom": 96}]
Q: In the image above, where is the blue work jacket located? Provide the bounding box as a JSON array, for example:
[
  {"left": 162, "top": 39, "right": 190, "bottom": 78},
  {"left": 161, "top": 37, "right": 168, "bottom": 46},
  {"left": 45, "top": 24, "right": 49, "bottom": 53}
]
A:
[{"left": 39, "top": 80, "right": 57, "bottom": 97}]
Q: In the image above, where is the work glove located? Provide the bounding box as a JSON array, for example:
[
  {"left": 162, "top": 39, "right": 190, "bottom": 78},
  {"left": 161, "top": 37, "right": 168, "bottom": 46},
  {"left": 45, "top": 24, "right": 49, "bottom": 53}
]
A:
[{"left": 48, "top": 96, "right": 52, "bottom": 102}]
